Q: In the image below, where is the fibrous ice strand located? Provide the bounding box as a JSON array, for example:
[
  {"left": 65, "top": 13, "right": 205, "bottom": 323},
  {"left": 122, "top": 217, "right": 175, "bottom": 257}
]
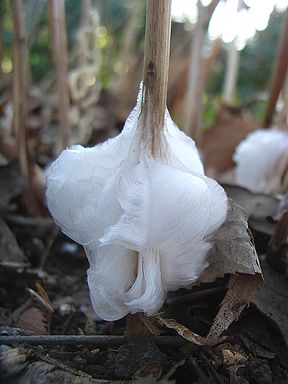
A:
[
  {"left": 234, "top": 129, "right": 288, "bottom": 195},
  {"left": 46, "top": 87, "right": 228, "bottom": 321}
]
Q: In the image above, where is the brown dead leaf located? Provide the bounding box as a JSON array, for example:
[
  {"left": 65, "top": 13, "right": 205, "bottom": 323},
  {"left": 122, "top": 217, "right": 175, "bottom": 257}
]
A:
[
  {"left": 208, "top": 274, "right": 262, "bottom": 338},
  {"left": 17, "top": 307, "right": 50, "bottom": 335},
  {"left": 14, "top": 285, "right": 53, "bottom": 335},
  {"left": 201, "top": 105, "right": 259, "bottom": 177},
  {"left": 199, "top": 200, "right": 263, "bottom": 338},
  {"left": 160, "top": 200, "right": 262, "bottom": 341},
  {"left": 201, "top": 200, "right": 262, "bottom": 282}
]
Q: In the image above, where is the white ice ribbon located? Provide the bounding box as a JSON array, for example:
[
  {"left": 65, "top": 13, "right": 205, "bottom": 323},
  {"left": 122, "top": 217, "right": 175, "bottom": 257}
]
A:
[{"left": 46, "top": 88, "right": 228, "bottom": 321}]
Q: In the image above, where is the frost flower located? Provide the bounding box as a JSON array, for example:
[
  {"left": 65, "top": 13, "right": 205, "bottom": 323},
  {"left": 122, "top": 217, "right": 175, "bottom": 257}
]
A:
[
  {"left": 46, "top": 90, "right": 227, "bottom": 321},
  {"left": 234, "top": 129, "right": 288, "bottom": 195}
]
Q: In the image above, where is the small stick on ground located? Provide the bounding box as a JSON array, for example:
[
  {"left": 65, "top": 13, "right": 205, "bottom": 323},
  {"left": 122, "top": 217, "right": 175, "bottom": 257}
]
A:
[{"left": 48, "top": 0, "right": 70, "bottom": 149}]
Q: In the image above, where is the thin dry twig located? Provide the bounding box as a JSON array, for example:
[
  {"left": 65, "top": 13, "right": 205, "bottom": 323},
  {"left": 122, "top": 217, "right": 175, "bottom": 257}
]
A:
[{"left": 47, "top": 0, "right": 70, "bottom": 148}]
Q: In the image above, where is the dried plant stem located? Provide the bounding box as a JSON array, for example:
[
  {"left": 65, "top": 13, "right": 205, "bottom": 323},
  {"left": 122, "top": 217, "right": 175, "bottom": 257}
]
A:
[
  {"left": 11, "top": 0, "right": 30, "bottom": 180},
  {"left": 129, "top": 1, "right": 171, "bottom": 334},
  {"left": 183, "top": 1, "right": 206, "bottom": 142},
  {"left": 263, "top": 9, "right": 288, "bottom": 128},
  {"left": 48, "top": 0, "right": 70, "bottom": 148},
  {"left": 203, "top": 38, "right": 222, "bottom": 85},
  {"left": 141, "top": 0, "right": 172, "bottom": 158},
  {"left": 223, "top": 39, "right": 240, "bottom": 104}
]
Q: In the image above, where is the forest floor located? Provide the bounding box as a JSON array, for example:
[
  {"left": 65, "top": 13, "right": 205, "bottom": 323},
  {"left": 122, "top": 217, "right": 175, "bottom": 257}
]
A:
[{"left": 0, "top": 214, "right": 288, "bottom": 383}]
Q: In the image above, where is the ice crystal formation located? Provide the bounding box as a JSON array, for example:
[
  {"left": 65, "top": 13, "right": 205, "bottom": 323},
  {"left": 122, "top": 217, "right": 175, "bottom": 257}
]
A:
[
  {"left": 234, "top": 129, "right": 288, "bottom": 195},
  {"left": 46, "top": 89, "right": 228, "bottom": 321}
]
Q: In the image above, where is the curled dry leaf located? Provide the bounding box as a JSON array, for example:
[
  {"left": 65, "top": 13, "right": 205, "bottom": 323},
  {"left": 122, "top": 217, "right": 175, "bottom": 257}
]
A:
[
  {"left": 201, "top": 200, "right": 262, "bottom": 282},
  {"left": 14, "top": 285, "right": 53, "bottom": 335},
  {"left": 207, "top": 274, "right": 262, "bottom": 338},
  {"left": 16, "top": 307, "right": 50, "bottom": 335},
  {"left": 201, "top": 200, "right": 263, "bottom": 338},
  {"left": 149, "top": 201, "right": 262, "bottom": 343}
]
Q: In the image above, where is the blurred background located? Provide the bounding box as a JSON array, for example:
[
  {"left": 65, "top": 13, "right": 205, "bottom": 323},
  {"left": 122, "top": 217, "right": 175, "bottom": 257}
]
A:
[{"left": 0, "top": 0, "right": 288, "bottom": 213}]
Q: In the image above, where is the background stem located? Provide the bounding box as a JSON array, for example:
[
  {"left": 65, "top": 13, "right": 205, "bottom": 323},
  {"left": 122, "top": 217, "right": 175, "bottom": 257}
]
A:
[
  {"left": 223, "top": 39, "right": 240, "bottom": 104},
  {"left": 48, "top": 0, "right": 70, "bottom": 149},
  {"left": 183, "top": 1, "right": 206, "bottom": 142},
  {"left": 11, "top": 0, "right": 29, "bottom": 180},
  {"left": 263, "top": 9, "right": 288, "bottom": 128}
]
